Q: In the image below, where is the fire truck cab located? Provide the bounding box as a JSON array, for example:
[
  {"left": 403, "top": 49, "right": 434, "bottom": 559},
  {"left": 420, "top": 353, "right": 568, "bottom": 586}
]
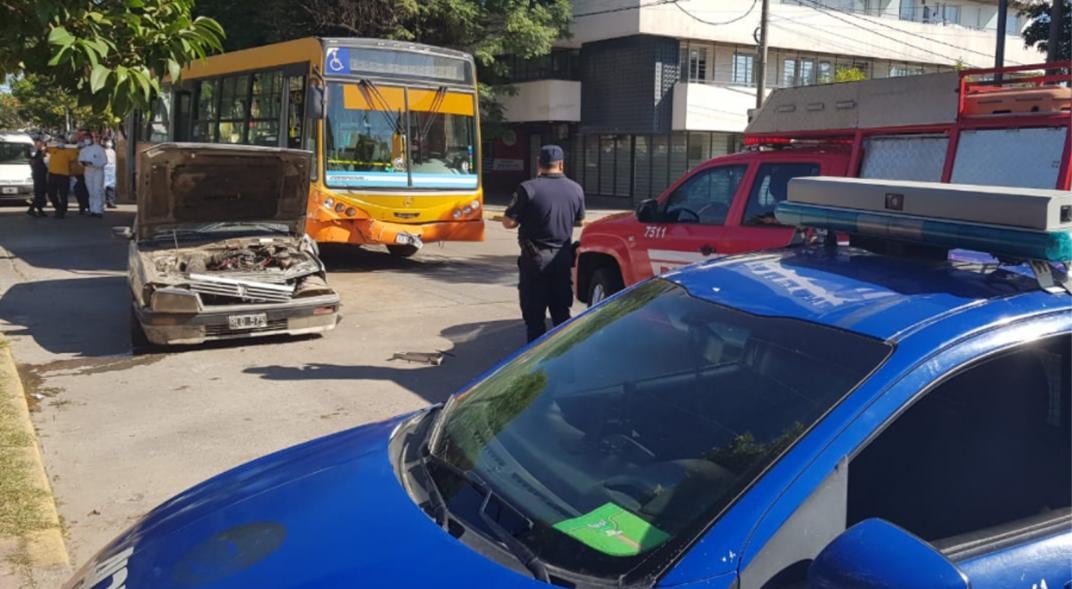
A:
[{"left": 575, "top": 62, "right": 1072, "bottom": 305}]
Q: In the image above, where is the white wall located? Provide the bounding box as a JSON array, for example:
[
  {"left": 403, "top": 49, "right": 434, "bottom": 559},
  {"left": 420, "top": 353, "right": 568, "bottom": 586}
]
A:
[
  {"left": 672, "top": 82, "right": 773, "bottom": 133},
  {"left": 500, "top": 80, "right": 583, "bottom": 123},
  {"left": 571, "top": 0, "right": 1039, "bottom": 67}
]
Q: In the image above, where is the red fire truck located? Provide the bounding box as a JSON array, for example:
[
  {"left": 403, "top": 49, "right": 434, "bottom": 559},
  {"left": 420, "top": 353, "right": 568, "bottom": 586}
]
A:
[{"left": 575, "top": 62, "right": 1071, "bottom": 305}]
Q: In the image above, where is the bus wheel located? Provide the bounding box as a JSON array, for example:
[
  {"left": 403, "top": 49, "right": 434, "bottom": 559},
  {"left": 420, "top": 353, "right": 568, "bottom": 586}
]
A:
[
  {"left": 588, "top": 267, "right": 623, "bottom": 307},
  {"left": 387, "top": 245, "right": 420, "bottom": 258}
]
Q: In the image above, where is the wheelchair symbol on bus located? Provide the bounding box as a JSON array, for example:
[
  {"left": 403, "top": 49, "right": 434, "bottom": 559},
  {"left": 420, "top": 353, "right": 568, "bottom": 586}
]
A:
[{"left": 326, "top": 48, "right": 348, "bottom": 73}]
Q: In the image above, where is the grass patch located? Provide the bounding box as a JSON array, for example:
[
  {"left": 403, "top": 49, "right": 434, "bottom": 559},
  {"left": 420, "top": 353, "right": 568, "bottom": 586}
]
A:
[{"left": 0, "top": 372, "right": 58, "bottom": 544}]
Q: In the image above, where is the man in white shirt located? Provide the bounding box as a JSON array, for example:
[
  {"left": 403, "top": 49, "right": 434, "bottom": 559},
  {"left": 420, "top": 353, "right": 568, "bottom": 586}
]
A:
[{"left": 78, "top": 134, "right": 108, "bottom": 217}]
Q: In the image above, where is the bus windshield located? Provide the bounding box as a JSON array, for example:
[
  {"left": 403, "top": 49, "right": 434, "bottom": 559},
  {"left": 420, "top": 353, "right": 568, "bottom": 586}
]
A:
[{"left": 324, "top": 82, "right": 478, "bottom": 190}]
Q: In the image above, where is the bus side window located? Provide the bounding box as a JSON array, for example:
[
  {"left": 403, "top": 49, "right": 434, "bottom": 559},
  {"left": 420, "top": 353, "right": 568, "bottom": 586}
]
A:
[{"left": 287, "top": 75, "right": 305, "bottom": 150}]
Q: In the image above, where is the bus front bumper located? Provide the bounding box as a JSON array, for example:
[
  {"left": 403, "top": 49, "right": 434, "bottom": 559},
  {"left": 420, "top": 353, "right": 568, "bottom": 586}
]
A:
[{"left": 307, "top": 218, "right": 485, "bottom": 247}]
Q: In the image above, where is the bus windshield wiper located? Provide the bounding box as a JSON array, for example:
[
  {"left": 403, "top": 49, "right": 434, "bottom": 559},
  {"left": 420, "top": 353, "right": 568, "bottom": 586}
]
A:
[
  {"left": 421, "top": 449, "right": 550, "bottom": 582},
  {"left": 357, "top": 79, "right": 407, "bottom": 137}
]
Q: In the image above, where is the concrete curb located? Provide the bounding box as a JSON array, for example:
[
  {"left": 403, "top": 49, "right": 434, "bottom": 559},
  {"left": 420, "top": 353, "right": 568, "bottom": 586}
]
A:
[{"left": 0, "top": 341, "right": 70, "bottom": 570}]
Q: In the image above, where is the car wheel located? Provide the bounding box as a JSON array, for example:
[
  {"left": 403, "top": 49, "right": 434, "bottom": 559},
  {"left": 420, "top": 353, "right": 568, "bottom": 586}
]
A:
[
  {"left": 387, "top": 244, "right": 420, "bottom": 258},
  {"left": 588, "top": 267, "right": 624, "bottom": 307}
]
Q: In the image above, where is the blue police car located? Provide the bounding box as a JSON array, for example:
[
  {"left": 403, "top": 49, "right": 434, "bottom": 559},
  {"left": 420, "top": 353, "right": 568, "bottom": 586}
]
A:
[{"left": 67, "top": 178, "right": 1071, "bottom": 589}]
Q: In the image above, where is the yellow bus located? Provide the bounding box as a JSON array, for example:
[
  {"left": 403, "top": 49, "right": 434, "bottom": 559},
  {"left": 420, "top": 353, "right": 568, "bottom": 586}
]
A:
[{"left": 128, "top": 37, "right": 484, "bottom": 257}]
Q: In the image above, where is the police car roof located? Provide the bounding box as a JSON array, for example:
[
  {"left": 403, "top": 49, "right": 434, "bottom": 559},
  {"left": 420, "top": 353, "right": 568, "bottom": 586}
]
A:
[{"left": 665, "top": 246, "right": 1067, "bottom": 342}]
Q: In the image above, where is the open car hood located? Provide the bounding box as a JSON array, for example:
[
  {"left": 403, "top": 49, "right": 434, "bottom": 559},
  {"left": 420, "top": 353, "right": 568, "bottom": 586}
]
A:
[{"left": 137, "top": 143, "right": 312, "bottom": 239}]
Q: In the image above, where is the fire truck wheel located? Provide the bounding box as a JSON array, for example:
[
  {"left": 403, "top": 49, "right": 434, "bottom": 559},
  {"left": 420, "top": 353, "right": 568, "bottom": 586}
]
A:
[{"left": 588, "top": 267, "right": 624, "bottom": 307}]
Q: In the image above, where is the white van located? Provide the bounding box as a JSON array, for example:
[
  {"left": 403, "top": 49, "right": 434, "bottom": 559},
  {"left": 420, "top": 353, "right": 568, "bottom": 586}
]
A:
[{"left": 0, "top": 133, "right": 34, "bottom": 204}]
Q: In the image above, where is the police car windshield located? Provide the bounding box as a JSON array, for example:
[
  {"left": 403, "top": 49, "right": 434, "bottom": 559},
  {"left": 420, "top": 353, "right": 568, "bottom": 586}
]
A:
[{"left": 430, "top": 279, "right": 890, "bottom": 581}]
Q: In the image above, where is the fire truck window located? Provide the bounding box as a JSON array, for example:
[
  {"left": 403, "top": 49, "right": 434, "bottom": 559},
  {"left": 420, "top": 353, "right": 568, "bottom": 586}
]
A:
[
  {"left": 743, "top": 162, "right": 820, "bottom": 226},
  {"left": 664, "top": 165, "right": 746, "bottom": 225}
]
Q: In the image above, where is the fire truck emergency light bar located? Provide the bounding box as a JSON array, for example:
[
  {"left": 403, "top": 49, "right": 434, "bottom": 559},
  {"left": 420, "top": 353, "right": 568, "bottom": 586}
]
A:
[{"left": 775, "top": 177, "right": 1072, "bottom": 263}]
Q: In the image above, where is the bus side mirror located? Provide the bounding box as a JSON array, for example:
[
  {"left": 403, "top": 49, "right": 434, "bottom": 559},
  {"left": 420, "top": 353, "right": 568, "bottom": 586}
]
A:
[
  {"left": 636, "top": 199, "right": 659, "bottom": 223},
  {"left": 307, "top": 84, "right": 325, "bottom": 120},
  {"left": 808, "top": 519, "right": 969, "bottom": 589}
]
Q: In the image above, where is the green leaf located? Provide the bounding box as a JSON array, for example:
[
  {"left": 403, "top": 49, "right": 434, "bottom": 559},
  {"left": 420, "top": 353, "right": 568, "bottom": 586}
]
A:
[
  {"left": 46, "top": 46, "right": 70, "bottom": 67},
  {"left": 47, "top": 26, "right": 75, "bottom": 47},
  {"left": 83, "top": 43, "right": 99, "bottom": 68},
  {"left": 166, "top": 58, "right": 181, "bottom": 82},
  {"left": 90, "top": 64, "right": 111, "bottom": 94}
]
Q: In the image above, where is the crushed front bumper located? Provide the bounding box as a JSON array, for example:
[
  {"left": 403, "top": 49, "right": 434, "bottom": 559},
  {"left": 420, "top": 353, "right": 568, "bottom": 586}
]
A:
[{"left": 134, "top": 294, "right": 340, "bottom": 346}]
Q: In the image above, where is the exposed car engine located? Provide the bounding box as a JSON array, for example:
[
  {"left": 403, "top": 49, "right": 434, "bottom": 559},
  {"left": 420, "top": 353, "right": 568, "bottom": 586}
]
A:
[{"left": 148, "top": 239, "right": 332, "bottom": 303}]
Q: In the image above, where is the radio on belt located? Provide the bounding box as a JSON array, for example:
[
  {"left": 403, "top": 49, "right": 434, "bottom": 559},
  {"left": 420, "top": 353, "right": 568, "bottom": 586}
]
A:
[{"left": 774, "top": 176, "right": 1072, "bottom": 293}]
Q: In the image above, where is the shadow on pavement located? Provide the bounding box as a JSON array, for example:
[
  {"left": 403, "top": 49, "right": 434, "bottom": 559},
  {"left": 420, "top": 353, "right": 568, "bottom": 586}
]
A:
[
  {"left": 0, "top": 276, "right": 132, "bottom": 357},
  {"left": 320, "top": 245, "right": 519, "bottom": 285},
  {"left": 243, "top": 319, "right": 525, "bottom": 405},
  {"left": 0, "top": 209, "right": 131, "bottom": 273}
]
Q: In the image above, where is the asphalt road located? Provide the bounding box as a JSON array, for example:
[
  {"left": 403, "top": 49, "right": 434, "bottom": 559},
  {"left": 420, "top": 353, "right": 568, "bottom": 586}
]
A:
[{"left": 0, "top": 204, "right": 590, "bottom": 570}]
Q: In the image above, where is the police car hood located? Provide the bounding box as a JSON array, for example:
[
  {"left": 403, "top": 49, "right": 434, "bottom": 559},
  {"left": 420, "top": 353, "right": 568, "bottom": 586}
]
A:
[
  {"left": 137, "top": 143, "right": 312, "bottom": 239},
  {"left": 65, "top": 416, "right": 545, "bottom": 589}
]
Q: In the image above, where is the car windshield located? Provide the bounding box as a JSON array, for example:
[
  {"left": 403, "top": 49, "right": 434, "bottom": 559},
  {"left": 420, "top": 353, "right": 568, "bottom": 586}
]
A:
[
  {"left": 0, "top": 142, "right": 30, "bottom": 165},
  {"left": 323, "top": 82, "right": 477, "bottom": 190},
  {"left": 430, "top": 279, "right": 890, "bottom": 581}
]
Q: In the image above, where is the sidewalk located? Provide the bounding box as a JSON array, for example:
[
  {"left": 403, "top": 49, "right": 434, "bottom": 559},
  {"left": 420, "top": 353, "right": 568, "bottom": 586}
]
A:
[{"left": 0, "top": 339, "right": 70, "bottom": 588}]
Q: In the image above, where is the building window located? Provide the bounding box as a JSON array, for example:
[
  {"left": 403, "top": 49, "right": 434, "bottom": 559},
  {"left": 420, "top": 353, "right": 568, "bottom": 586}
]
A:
[
  {"left": 733, "top": 53, "right": 755, "bottom": 86},
  {"left": 818, "top": 61, "right": 834, "bottom": 84},
  {"left": 890, "top": 64, "right": 925, "bottom": 77},
  {"left": 799, "top": 58, "right": 816, "bottom": 85},
  {"left": 781, "top": 59, "right": 797, "bottom": 87},
  {"left": 687, "top": 47, "right": 709, "bottom": 82}
]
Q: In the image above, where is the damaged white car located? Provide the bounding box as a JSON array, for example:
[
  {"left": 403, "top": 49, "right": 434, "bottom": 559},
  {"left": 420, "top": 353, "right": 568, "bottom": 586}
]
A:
[{"left": 118, "top": 143, "right": 340, "bottom": 346}]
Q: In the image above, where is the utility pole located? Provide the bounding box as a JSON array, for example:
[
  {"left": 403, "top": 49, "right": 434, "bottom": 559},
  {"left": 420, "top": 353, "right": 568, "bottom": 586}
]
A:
[
  {"left": 995, "top": 0, "right": 1008, "bottom": 73},
  {"left": 1048, "top": 0, "right": 1065, "bottom": 64},
  {"left": 756, "top": 0, "right": 770, "bottom": 109}
]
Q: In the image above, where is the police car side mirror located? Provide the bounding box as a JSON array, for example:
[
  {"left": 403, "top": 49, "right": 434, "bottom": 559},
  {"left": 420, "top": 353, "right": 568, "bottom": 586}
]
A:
[
  {"left": 112, "top": 226, "right": 133, "bottom": 240},
  {"left": 808, "top": 519, "right": 969, "bottom": 589},
  {"left": 636, "top": 199, "right": 659, "bottom": 223}
]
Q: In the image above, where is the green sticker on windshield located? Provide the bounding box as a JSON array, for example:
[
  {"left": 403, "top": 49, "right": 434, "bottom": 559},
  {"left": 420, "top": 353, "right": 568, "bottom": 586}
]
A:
[{"left": 552, "top": 503, "right": 669, "bottom": 557}]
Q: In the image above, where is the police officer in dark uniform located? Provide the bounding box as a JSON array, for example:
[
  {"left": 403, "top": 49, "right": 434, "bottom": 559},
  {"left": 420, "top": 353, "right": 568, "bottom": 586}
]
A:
[{"left": 502, "top": 145, "right": 585, "bottom": 343}]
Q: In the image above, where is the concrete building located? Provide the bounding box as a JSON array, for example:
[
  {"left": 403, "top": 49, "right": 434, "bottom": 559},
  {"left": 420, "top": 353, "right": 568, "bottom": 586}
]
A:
[{"left": 486, "top": 0, "right": 1043, "bottom": 203}]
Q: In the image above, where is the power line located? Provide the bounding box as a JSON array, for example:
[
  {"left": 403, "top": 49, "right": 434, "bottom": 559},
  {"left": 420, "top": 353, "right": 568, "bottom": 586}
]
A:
[
  {"left": 794, "top": 0, "right": 1023, "bottom": 65},
  {"left": 573, "top": 0, "right": 679, "bottom": 19},
  {"left": 769, "top": 16, "right": 958, "bottom": 65},
  {"left": 673, "top": 0, "right": 760, "bottom": 26}
]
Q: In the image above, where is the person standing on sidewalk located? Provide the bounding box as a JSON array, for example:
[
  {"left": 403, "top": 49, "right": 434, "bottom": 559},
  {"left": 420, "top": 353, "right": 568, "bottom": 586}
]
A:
[
  {"left": 70, "top": 132, "right": 90, "bottom": 215},
  {"left": 103, "top": 139, "right": 117, "bottom": 208},
  {"left": 45, "top": 139, "right": 76, "bottom": 219},
  {"left": 502, "top": 145, "right": 585, "bottom": 343},
  {"left": 26, "top": 139, "right": 48, "bottom": 217},
  {"left": 79, "top": 133, "right": 108, "bottom": 218}
]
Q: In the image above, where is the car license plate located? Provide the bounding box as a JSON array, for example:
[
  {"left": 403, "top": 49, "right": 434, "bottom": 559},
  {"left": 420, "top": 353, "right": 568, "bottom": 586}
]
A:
[
  {"left": 228, "top": 313, "right": 268, "bottom": 330},
  {"left": 1, "top": 187, "right": 17, "bottom": 194}
]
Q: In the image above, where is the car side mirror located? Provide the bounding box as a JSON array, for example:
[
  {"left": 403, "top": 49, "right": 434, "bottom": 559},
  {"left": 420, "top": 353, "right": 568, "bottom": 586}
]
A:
[
  {"left": 307, "top": 83, "right": 325, "bottom": 120},
  {"left": 112, "top": 226, "right": 133, "bottom": 240},
  {"left": 808, "top": 519, "right": 969, "bottom": 589},
  {"left": 635, "top": 199, "right": 660, "bottom": 223}
]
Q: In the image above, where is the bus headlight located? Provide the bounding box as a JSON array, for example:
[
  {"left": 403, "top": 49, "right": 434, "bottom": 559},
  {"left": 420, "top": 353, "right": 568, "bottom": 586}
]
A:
[
  {"left": 470, "top": 200, "right": 480, "bottom": 210},
  {"left": 323, "top": 197, "right": 334, "bottom": 209},
  {"left": 462, "top": 205, "right": 473, "bottom": 215},
  {"left": 335, "top": 203, "right": 346, "bottom": 213},
  {"left": 452, "top": 209, "right": 463, "bottom": 220},
  {"left": 345, "top": 208, "right": 357, "bottom": 217}
]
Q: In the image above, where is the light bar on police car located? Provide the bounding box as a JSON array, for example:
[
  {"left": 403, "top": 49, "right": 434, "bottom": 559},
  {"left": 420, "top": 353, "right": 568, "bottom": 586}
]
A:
[{"left": 775, "top": 177, "right": 1072, "bottom": 262}]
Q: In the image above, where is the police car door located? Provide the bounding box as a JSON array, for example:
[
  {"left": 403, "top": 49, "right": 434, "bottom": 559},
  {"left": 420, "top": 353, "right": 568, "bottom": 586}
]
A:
[{"left": 636, "top": 164, "right": 748, "bottom": 278}]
